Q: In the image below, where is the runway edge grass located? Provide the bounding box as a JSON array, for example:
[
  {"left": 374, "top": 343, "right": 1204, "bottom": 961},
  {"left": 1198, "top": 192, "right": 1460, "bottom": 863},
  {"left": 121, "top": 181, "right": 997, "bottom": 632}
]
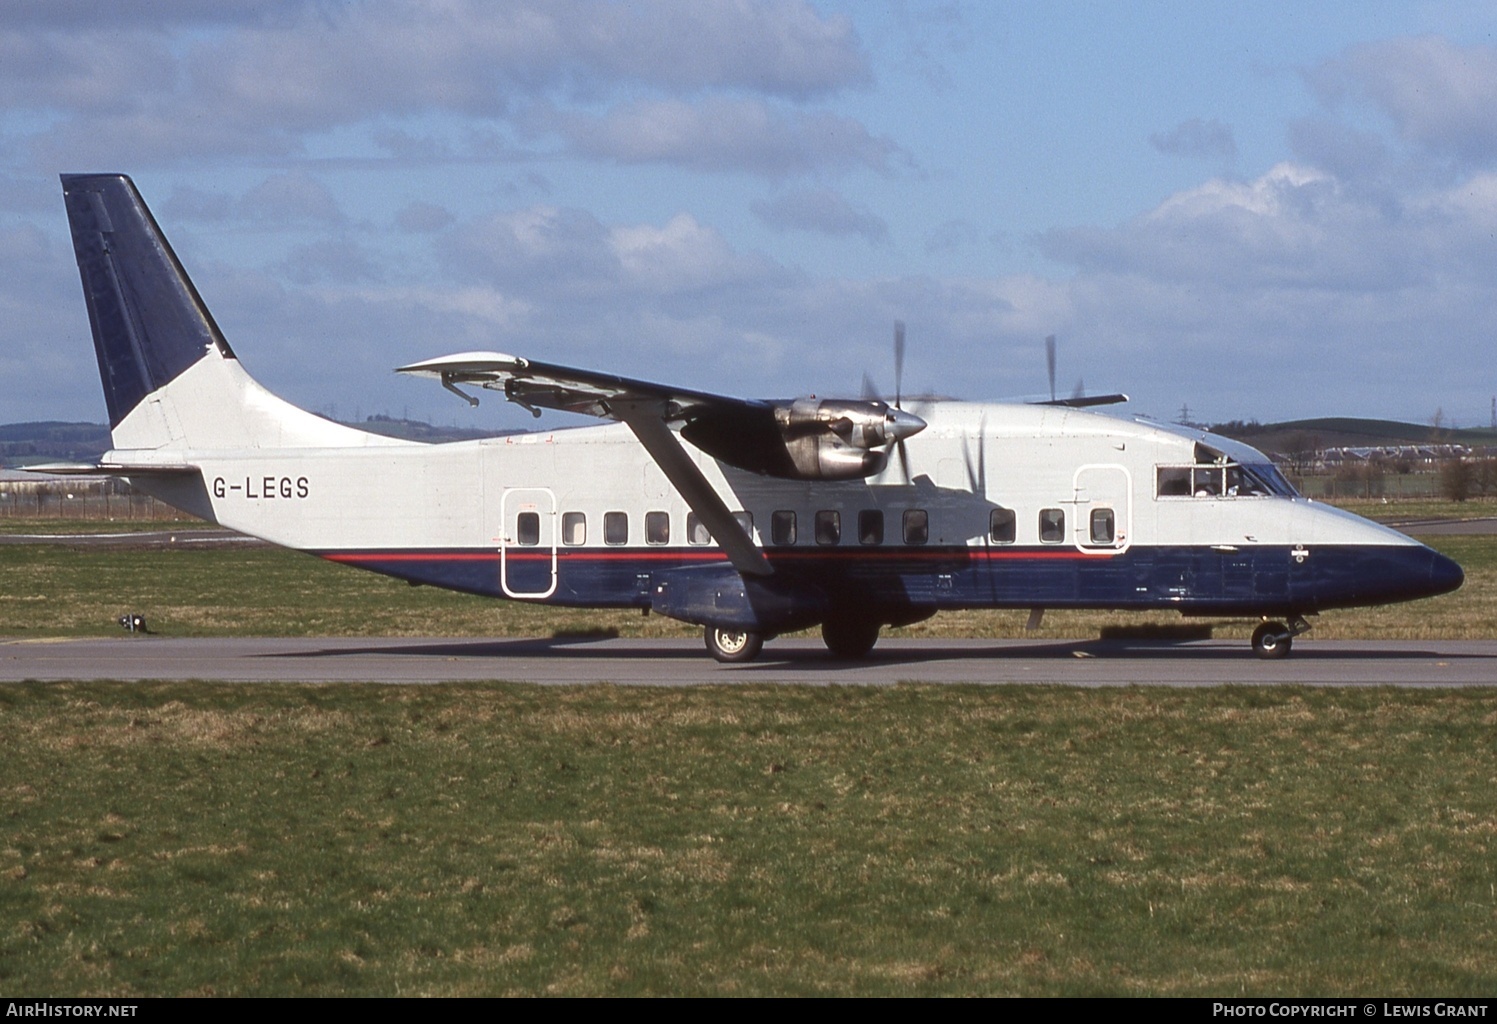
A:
[{"left": 2, "top": 682, "right": 1495, "bottom": 996}]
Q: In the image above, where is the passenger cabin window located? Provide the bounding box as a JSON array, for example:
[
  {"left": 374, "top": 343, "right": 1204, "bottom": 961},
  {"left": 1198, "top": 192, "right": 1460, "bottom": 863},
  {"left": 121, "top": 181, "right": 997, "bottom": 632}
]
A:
[
  {"left": 771, "top": 510, "right": 797, "bottom": 546},
  {"left": 561, "top": 512, "right": 586, "bottom": 546},
  {"left": 859, "top": 509, "right": 884, "bottom": 546},
  {"left": 903, "top": 509, "right": 929, "bottom": 545},
  {"left": 1090, "top": 508, "right": 1115, "bottom": 545},
  {"left": 604, "top": 511, "right": 628, "bottom": 545},
  {"left": 687, "top": 511, "right": 752, "bottom": 545},
  {"left": 516, "top": 511, "right": 540, "bottom": 546},
  {"left": 646, "top": 511, "right": 670, "bottom": 545},
  {"left": 686, "top": 513, "right": 712, "bottom": 545},
  {"left": 1039, "top": 508, "right": 1065, "bottom": 544},
  {"left": 815, "top": 510, "right": 841, "bottom": 545},
  {"left": 989, "top": 508, "right": 1016, "bottom": 544}
]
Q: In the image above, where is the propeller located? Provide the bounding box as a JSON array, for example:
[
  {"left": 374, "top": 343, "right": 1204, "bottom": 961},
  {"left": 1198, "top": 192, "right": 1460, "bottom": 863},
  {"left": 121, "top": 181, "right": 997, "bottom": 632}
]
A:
[
  {"left": 894, "top": 319, "right": 906, "bottom": 411},
  {"left": 859, "top": 320, "right": 918, "bottom": 483},
  {"left": 1045, "top": 334, "right": 1057, "bottom": 404},
  {"left": 892, "top": 320, "right": 913, "bottom": 482},
  {"left": 1036, "top": 334, "right": 1128, "bottom": 408}
]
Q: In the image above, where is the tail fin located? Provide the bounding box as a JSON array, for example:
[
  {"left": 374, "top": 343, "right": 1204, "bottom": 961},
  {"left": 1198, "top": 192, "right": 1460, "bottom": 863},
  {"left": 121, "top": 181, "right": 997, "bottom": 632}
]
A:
[{"left": 60, "top": 174, "right": 403, "bottom": 451}]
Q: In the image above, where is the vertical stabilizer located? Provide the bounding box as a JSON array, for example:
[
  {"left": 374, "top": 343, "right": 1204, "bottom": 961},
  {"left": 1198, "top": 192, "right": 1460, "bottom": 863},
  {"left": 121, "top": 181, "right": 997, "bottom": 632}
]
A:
[
  {"left": 60, "top": 174, "right": 407, "bottom": 451},
  {"left": 62, "top": 174, "right": 234, "bottom": 428}
]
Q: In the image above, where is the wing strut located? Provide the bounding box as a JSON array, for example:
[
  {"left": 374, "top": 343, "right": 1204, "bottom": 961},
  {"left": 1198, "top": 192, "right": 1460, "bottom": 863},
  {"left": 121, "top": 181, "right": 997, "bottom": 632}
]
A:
[{"left": 611, "top": 400, "right": 773, "bottom": 578}]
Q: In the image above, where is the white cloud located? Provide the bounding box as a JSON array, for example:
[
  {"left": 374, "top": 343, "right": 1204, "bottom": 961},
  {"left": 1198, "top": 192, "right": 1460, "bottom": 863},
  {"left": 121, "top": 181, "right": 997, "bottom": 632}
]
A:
[
  {"left": 1149, "top": 118, "right": 1237, "bottom": 161},
  {"left": 395, "top": 201, "right": 455, "bottom": 234},
  {"left": 2, "top": 0, "right": 874, "bottom": 170},
  {"left": 533, "top": 98, "right": 903, "bottom": 177},
  {"left": 1308, "top": 36, "right": 1497, "bottom": 164},
  {"left": 752, "top": 187, "right": 889, "bottom": 241},
  {"left": 1028, "top": 159, "right": 1497, "bottom": 418},
  {"left": 239, "top": 173, "right": 345, "bottom": 225}
]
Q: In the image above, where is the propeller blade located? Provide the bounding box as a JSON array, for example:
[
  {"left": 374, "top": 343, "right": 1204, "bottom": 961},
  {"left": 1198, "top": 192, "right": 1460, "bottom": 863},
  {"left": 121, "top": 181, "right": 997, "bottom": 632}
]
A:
[
  {"left": 894, "top": 320, "right": 906, "bottom": 410},
  {"left": 1045, "top": 334, "right": 1057, "bottom": 404},
  {"left": 861, "top": 371, "right": 882, "bottom": 403},
  {"left": 1071, "top": 377, "right": 1085, "bottom": 401}
]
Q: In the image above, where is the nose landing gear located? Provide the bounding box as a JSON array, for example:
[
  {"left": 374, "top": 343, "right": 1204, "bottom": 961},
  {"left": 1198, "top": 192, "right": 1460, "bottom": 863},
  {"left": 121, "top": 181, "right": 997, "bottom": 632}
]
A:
[{"left": 1251, "top": 615, "right": 1311, "bottom": 659}]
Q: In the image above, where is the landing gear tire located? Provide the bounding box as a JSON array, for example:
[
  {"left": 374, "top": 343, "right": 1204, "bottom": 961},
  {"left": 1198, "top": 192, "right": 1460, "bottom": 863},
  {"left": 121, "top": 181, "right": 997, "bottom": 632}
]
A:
[
  {"left": 821, "top": 618, "right": 881, "bottom": 659},
  {"left": 1251, "top": 622, "right": 1292, "bottom": 660},
  {"left": 705, "top": 626, "right": 763, "bottom": 664}
]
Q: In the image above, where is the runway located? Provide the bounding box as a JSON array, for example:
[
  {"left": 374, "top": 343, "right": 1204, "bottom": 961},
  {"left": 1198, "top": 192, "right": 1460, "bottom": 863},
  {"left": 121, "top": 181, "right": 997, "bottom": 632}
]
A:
[{"left": 2, "top": 635, "right": 1495, "bottom": 685}]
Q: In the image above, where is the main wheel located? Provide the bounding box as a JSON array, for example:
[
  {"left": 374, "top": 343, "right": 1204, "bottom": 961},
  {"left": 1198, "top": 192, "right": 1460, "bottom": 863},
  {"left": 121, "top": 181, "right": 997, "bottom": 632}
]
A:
[
  {"left": 821, "top": 618, "right": 881, "bottom": 659},
  {"left": 1251, "top": 622, "right": 1292, "bottom": 660},
  {"left": 705, "top": 626, "right": 763, "bottom": 663}
]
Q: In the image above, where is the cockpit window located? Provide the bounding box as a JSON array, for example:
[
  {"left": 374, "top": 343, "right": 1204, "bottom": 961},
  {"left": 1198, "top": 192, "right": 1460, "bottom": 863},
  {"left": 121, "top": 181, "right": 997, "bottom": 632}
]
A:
[
  {"left": 1244, "top": 462, "right": 1298, "bottom": 497},
  {"left": 1157, "top": 461, "right": 1297, "bottom": 499}
]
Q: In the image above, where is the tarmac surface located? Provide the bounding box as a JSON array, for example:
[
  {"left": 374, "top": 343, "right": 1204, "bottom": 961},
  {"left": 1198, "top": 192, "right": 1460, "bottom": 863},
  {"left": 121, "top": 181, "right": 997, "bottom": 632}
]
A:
[{"left": 2, "top": 635, "right": 1495, "bottom": 686}]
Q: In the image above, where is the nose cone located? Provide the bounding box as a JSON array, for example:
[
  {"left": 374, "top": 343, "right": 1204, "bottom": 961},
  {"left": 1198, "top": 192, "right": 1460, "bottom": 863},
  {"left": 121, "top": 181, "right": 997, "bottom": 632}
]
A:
[
  {"left": 885, "top": 408, "right": 926, "bottom": 443},
  {"left": 1313, "top": 543, "right": 1464, "bottom": 611},
  {"left": 1427, "top": 548, "right": 1465, "bottom": 597}
]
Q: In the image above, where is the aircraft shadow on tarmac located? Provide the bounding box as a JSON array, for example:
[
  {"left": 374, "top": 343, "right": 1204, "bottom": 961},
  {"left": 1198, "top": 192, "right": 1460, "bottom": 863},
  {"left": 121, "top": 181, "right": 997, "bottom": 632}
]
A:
[{"left": 253, "top": 636, "right": 1497, "bottom": 671}]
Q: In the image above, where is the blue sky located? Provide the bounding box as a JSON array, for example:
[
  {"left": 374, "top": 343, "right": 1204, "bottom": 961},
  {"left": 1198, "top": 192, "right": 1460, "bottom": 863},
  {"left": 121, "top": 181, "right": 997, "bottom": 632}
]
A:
[{"left": 4, "top": 0, "right": 1497, "bottom": 432}]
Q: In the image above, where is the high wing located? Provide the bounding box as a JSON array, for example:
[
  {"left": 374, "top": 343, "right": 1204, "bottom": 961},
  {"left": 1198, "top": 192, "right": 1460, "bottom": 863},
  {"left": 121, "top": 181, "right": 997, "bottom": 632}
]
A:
[
  {"left": 397, "top": 350, "right": 764, "bottom": 424},
  {"left": 1034, "top": 393, "right": 1130, "bottom": 408},
  {"left": 397, "top": 351, "right": 928, "bottom": 577}
]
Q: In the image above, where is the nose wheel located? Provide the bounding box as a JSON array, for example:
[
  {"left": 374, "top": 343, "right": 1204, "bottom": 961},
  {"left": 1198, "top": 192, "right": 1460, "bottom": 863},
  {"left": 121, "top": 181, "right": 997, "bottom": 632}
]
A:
[{"left": 1251, "top": 615, "right": 1310, "bottom": 660}]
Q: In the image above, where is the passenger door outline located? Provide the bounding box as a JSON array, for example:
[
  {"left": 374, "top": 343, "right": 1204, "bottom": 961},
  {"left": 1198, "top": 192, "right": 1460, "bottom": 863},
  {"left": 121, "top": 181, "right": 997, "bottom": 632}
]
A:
[
  {"left": 1073, "top": 464, "right": 1131, "bottom": 553},
  {"left": 499, "top": 487, "right": 557, "bottom": 599}
]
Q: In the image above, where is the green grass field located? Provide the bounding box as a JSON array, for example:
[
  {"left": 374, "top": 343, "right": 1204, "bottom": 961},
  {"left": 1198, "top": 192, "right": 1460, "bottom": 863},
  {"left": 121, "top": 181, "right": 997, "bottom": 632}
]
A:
[{"left": 3, "top": 683, "right": 1495, "bottom": 996}]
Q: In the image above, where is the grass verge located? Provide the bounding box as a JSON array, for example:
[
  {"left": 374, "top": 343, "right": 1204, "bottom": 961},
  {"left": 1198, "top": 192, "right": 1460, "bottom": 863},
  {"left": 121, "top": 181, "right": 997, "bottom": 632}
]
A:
[{"left": 2, "top": 682, "right": 1494, "bottom": 996}]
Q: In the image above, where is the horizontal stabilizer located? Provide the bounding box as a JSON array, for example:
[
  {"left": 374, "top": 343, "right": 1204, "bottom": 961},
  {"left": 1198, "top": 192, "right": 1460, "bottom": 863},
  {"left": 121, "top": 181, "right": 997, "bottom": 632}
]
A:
[{"left": 24, "top": 461, "right": 200, "bottom": 476}]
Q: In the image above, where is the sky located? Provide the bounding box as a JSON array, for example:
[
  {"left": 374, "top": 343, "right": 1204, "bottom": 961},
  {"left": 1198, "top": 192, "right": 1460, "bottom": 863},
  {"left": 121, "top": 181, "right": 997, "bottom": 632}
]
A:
[{"left": 4, "top": 0, "right": 1497, "bottom": 433}]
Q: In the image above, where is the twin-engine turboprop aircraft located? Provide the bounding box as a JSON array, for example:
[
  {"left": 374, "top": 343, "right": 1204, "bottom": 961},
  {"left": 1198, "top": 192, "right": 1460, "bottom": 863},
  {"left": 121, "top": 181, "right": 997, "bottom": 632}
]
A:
[{"left": 46, "top": 174, "right": 1463, "bottom": 662}]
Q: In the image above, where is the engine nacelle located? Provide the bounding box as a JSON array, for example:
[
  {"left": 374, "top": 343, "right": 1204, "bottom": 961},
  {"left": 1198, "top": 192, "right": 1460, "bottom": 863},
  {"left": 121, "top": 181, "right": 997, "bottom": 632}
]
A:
[
  {"left": 679, "top": 397, "right": 925, "bottom": 481},
  {"left": 774, "top": 398, "right": 920, "bottom": 449},
  {"left": 783, "top": 434, "right": 889, "bottom": 480}
]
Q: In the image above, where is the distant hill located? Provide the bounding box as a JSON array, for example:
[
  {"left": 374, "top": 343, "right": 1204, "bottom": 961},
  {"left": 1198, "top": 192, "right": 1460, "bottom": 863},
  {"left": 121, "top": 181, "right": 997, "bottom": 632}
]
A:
[
  {"left": 0, "top": 421, "right": 111, "bottom": 464},
  {"left": 350, "top": 415, "right": 509, "bottom": 443},
  {"left": 1210, "top": 417, "right": 1497, "bottom": 454},
  {"left": 0, "top": 417, "right": 514, "bottom": 467}
]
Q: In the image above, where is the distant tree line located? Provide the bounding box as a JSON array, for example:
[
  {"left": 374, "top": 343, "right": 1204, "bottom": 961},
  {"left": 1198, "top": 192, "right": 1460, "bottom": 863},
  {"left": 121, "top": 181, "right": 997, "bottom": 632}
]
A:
[{"left": 1439, "top": 456, "right": 1497, "bottom": 502}]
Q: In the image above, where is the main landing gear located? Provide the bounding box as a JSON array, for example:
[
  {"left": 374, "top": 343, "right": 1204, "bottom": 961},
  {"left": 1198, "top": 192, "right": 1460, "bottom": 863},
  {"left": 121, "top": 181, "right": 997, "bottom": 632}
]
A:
[
  {"left": 705, "top": 626, "right": 763, "bottom": 664},
  {"left": 1251, "top": 615, "right": 1311, "bottom": 660},
  {"left": 704, "top": 619, "right": 885, "bottom": 664},
  {"left": 821, "top": 617, "right": 881, "bottom": 659}
]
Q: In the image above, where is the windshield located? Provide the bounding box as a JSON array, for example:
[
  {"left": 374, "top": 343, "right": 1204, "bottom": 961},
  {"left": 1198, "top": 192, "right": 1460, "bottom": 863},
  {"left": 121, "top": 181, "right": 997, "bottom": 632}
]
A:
[{"left": 1242, "top": 462, "right": 1298, "bottom": 497}]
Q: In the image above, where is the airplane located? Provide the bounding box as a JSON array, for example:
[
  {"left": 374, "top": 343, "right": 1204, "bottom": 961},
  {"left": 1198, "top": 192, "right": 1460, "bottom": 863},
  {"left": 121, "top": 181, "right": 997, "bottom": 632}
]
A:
[{"left": 40, "top": 173, "right": 1464, "bottom": 663}]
